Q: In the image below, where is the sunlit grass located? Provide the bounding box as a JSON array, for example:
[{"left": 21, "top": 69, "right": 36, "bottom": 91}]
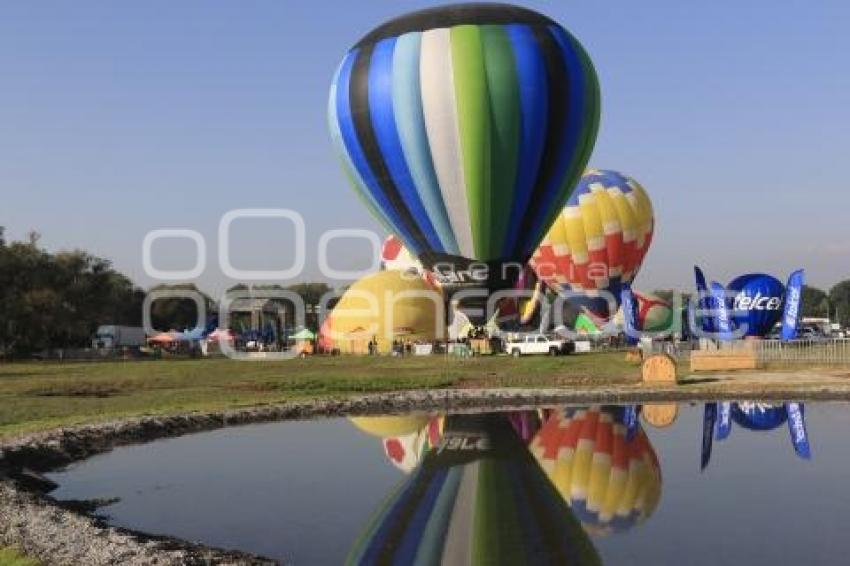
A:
[
  {"left": 0, "top": 353, "right": 637, "bottom": 438},
  {"left": 0, "top": 546, "right": 39, "bottom": 566}
]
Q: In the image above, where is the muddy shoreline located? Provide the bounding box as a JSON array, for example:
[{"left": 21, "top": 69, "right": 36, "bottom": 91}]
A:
[{"left": 3, "top": 384, "right": 850, "bottom": 565}]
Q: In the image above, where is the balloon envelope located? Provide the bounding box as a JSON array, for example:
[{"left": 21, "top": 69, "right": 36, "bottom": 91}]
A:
[
  {"left": 321, "top": 271, "right": 444, "bottom": 354},
  {"left": 381, "top": 417, "right": 444, "bottom": 474},
  {"left": 349, "top": 415, "right": 431, "bottom": 438},
  {"left": 530, "top": 406, "right": 662, "bottom": 535},
  {"left": 530, "top": 170, "right": 654, "bottom": 320},
  {"left": 329, "top": 4, "right": 600, "bottom": 304},
  {"left": 380, "top": 234, "right": 440, "bottom": 288},
  {"left": 381, "top": 234, "right": 424, "bottom": 274},
  {"left": 727, "top": 273, "right": 784, "bottom": 337},
  {"left": 613, "top": 291, "right": 673, "bottom": 332},
  {"left": 730, "top": 402, "right": 788, "bottom": 431},
  {"left": 348, "top": 414, "right": 600, "bottom": 565}
]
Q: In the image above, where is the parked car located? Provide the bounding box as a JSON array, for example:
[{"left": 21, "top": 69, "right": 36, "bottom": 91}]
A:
[
  {"left": 503, "top": 334, "right": 572, "bottom": 357},
  {"left": 799, "top": 327, "right": 829, "bottom": 341}
]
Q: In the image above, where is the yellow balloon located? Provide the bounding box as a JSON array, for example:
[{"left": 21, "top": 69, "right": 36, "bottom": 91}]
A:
[
  {"left": 321, "top": 271, "right": 444, "bottom": 354},
  {"left": 349, "top": 416, "right": 430, "bottom": 438}
]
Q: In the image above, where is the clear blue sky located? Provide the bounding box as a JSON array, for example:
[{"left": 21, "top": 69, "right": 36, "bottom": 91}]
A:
[{"left": 2, "top": 1, "right": 848, "bottom": 296}]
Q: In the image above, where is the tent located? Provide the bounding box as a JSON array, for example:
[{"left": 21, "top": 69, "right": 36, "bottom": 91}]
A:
[
  {"left": 181, "top": 327, "right": 206, "bottom": 341},
  {"left": 574, "top": 313, "right": 600, "bottom": 335},
  {"left": 207, "top": 328, "right": 235, "bottom": 342},
  {"left": 291, "top": 328, "right": 315, "bottom": 341},
  {"left": 148, "top": 332, "right": 174, "bottom": 345}
]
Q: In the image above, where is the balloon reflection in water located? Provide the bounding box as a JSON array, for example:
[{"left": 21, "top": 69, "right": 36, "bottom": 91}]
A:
[
  {"left": 353, "top": 412, "right": 541, "bottom": 475},
  {"left": 383, "top": 418, "right": 444, "bottom": 474},
  {"left": 530, "top": 406, "right": 662, "bottom": 535},
  {"left": 349, "top": 416, "right": 442, "bottom": 474},
  {"left": 347, "top": 413, "right": 600, "bottom": 565},
  {"left": 350, "top": 416, "right": 431, "bottom": 438},
  {"left": 701, "top": 402, "right": 811, "bottom": 468}
]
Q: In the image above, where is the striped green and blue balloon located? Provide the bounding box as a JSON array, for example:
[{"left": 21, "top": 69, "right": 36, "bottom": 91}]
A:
[
  {"left": 329, "top": 4, "right": 600, "bottom": 265},
  {"left": 346, "top": 414, "right": 600, "bottom": 566}
]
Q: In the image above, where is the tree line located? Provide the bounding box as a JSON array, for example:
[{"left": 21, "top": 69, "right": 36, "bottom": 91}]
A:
[
  {"left": 2, "top": 226, "right": 848, "bottom": 356},
  {"left": 0, "top": 229, "right": 146, "bottom": 357},
  {"left": 0, "top": 228, "right": 335, "bottom": 358}
]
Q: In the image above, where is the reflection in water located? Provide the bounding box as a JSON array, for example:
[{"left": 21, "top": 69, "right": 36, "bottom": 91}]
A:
[
  {"left": 45, "top": 403, "right": 840, "bottom": 564},
  {"left": 350, "top": 416, "right": 443, "bottom": 474},
  {"left": 347, "top": 413, "right": 600, "bottom": 565},
  {"left": 530, "top": 407, "right": 662, "bottom": 537},
  {"left": 701, "top": 402, "right": 812, "bottom": 469}
]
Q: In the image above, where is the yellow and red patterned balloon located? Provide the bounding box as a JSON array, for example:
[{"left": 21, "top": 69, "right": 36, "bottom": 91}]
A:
[
  {"left": 530, "top": 406, "right": 662, "bottom": 535},
  {"left": 529, "top": 170, "right": 654, "bottom": 318}
]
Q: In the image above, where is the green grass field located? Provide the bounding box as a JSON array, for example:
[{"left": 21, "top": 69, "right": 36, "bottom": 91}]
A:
[
  {"left": 0, "top": 546, "right": 39, "bottom": 566},
  {"left": 0, "top": 353, "right": 638, "bottom": 439}
]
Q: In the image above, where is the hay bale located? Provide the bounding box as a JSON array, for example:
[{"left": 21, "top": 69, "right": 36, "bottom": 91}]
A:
[{"left": 641, "top": 353, "right": 677, "bottom": 383}]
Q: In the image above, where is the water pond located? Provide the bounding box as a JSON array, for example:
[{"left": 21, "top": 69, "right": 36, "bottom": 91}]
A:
[{"left": 47, "top": 402, "right": 850, "bottom": 565}]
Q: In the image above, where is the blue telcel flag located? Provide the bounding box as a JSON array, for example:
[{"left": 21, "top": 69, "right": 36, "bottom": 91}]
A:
[
  {"left": 701, "top": 403, "right": 717, "bottom": 470},
  {"left": 781, "top": 270, "right": 805, "bottom": 341},
  {"left": 621, "top": 283, "right": 639, "bottom": 346},
  {"left": 715, "top": 402, "right": 732, "bottom": 440},
  {"left": 710, "top": 281, "right": 734, "bottom": 341},
  {"left": 785, "top": 402, "right": 812, "bottom": 459},
  {"left": 694, "top": 266, "right": 713, "bottom": 333}
]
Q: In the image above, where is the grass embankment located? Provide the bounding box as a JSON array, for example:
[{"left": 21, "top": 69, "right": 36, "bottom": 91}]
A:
[
  {"left": 0, "top": 546, "right": 39, "bottom": 566},
  {"left": 0, "top": 353, "right": 636, "bottom": 439}
]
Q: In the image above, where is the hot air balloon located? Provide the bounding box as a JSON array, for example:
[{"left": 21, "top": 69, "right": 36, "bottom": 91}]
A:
[
  {"left": 529, "top": 169, "right": 654, "bottom": 320},
  {"left": 349, "top": 415, "right": 432, "bottom": 438},
  {"left": 613, "top": 291, "right": 673, "bottom": 332},
  {"left": 381, "top": 234, "right": 424, "bottom": 274},
  {"left": 320, "top": 271, "right": 445, "bottom": 354},
  {"left": 349, "top": 415, "right": 441, "bottom": 474},
  {"left": 347, "top": 413, "right": 600, "bottom": 565},
  {"left": 382, "top": 235, "right": 541, "bottom": 328},
  {"left": 728, "top": 402, "right": 811, "bottom": 459},
  {"left": 530, "top": 406, "right": 662, "bottom": 535},
  {"left": 375, "top": 416, "right": 444, "bottom": 474},
  {"left": 730, "top": 402, "right": 788, "bottom": 431},
  {"left": 381, "top": 234, "right": 441, "bottom": 288},
  {"left": 727, "top": 273, "right": 784, "bottom": 337},
  {"left": 701, "top": 402, "right": 811, "bottom": 467},
  {"left": 329, "top": 4, "right": 600, "bottom": 324}
]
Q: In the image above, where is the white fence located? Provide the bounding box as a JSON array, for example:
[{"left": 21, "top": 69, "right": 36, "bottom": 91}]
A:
[
  {"left": 752, "top": 338, "right": 850, "bottom": 365},
  {"left": 644, "top": 338, "right": 850, "bottom": 366}
]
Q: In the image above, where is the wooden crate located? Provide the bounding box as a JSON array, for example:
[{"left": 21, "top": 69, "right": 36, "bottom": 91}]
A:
[{"left": 690, "top": 350, "right": 760, "bottom": 371}]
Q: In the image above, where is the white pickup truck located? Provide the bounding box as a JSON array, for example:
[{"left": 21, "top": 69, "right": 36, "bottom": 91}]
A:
[{"left": 503, "top": 334, "right": 572, "bottom": 357}]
